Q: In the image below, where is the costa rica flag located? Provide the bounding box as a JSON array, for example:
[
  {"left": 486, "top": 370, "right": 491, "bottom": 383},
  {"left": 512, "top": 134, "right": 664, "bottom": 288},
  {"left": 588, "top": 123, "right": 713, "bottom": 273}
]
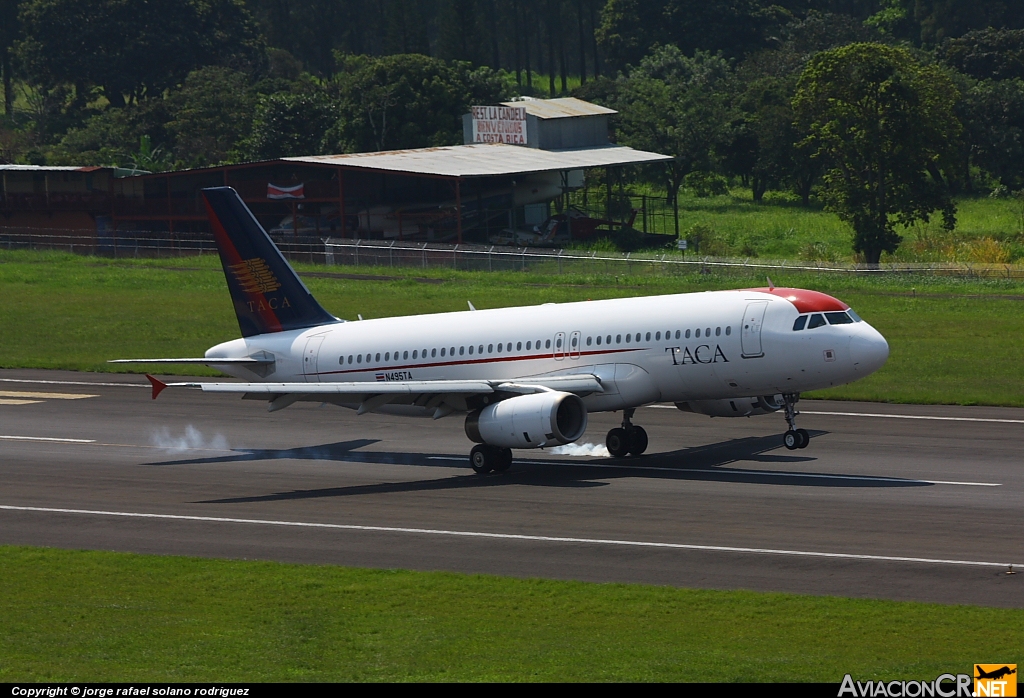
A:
[{"left": 267, "top": 183, "right": 305, "bottom": 200}]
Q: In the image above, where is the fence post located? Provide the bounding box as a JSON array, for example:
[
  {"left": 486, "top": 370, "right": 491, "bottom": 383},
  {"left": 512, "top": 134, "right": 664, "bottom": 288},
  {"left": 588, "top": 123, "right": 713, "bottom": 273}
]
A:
[
  {"left": 453, "top": 244, "right": 458, "bottom": 270},
  {"left": 557, "top": 249, "right": 562, "bottom": 274},
  {"left": 389, "top": 240, "right": 395, "bottom": 268},
  {"left": 422, "top": 243, "right": 427, "bottom": 268},
  {"left": 488, "top": 246, "right": 494, "bottom": 272}
]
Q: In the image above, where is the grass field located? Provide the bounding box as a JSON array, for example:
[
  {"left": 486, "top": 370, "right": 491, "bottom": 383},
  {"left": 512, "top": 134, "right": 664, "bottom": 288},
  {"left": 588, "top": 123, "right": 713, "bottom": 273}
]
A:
[
  {"left": 1, "top": 250, "right": 1023, "bottom": 406},
  {"left": 1, "top": 546, "right": 1019, "bottom": 682}
]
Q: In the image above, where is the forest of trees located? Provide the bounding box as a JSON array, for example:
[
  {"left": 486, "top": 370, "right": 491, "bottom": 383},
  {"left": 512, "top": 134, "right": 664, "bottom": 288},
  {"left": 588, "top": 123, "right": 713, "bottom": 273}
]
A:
[{"left": 3, "top": 1, "right": 1024, "bottom": 259}]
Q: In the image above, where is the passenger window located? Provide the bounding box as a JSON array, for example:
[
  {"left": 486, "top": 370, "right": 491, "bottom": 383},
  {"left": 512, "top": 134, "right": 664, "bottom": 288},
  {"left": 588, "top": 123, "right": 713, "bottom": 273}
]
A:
[
  {"left": 413, "top": 350, "right": 418, "bottom": 359},
  {"left": 646, "top": 332, "right": 651, "bottom": 341},
  {"left": 706, "top": 327, "right": 711, "bottom": 336},
  {"left": 507, "top": 343, "right": 512, "bottom": 351},
  {"left": 596, "top": 336, "right": 602, "bottom": 345},
  {"left": 357, "top": 355, "right": 362, "bottom": 364},
  {"left": 726, "top": 326, "right": 731, "bottom": 336},
  {"left": 684, "top": 330, "right": 690, "bottom": 339},
  {"left": 695, "top": 328, "right": 701, "bottom": 338},
  {"left": 459, "top": 347, "right": 464, "bottom": 355},
  {"left": 793, "top": 316, "right": 807, "bottom": 331},
  {"left": 545, "top": 339, "right": 551, "bottom": 349},
  {"left": 339, "top": 356, "right": 344, "bottom": 365},
  {"left": 556, "top": 337, "right": 562, "bottom": 348},
  {"left": 468, "top": 346, "right": 474, "bottom": 355},
  {"left": 715, "top": 327, "right": 721, "bottom": 336},
  {"left": 431, "top": 348, "right": 437, "bottom": 357},
  {"left": 571, "top": 336, "right": 577, "bottom": 347},
  {"left": 348, "top": 355, "right": 353, "bottom": 364},
  {"left": 656, "top": 331, "right": 661, "bottom": 340},
  {"left": 440, "top": 348, "right": 445, "bottom": 357},
  {"left": 526, "top": 341, "right": 532, "bottom": 350},
  {"left": 403, "top": 350, "right": 409, "bottom": 359},
  {"left": 616, "top": 334, "right": 621, "bottom": 344},
  {"left": 826, "top": 311, "right": 853, "bottom": 325},
  {"left": 450, "top": 347, "right": 455, "bottom": 355},
  {"left": 807, "top": 314, "right": 826, "bottom": 329},
  {"left": 385, "top": 352, "right": 390, "bottom": 361},
  {"left": 497, "top": 343, "right": 502, "bottom": 353},
  {"left": 488, "top": 344, "right": 493, "bottom": 353},
  {"left": 587, "top": 336, "right": 592, "bottom": 346},
  {"left": 625, "top": 334, "right": 631, "bottom": 343},
  {"left": 478, "top": 345, "right": 483, "bottom": 354},
  {"left": 606, "top": 335, "right": 612, "bottom": 344},
  {"left": 517, "top": 342, "right": 522, "bottom": 350},
  {"left": 376, "top": 353, "right": 381, "bottom": 361}
]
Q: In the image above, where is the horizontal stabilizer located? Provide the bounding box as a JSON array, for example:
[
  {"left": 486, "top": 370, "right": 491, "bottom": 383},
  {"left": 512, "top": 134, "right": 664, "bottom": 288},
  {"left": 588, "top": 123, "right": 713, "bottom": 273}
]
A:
[{"left": 109, "top": 357, "right": 275, "bottom": 365}]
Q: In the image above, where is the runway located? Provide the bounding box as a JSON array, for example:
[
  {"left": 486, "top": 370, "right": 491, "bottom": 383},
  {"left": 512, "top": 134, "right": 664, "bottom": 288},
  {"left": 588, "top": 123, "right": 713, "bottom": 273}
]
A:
[{"left": 1, "top": 368, "right": 1021, "bottom": 607}]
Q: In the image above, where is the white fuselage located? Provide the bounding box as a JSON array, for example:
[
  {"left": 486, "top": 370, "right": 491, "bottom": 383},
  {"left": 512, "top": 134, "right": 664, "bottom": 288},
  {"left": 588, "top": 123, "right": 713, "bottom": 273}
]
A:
[{"left": 204, "top": 289, "right": 889, "bottom": 414}]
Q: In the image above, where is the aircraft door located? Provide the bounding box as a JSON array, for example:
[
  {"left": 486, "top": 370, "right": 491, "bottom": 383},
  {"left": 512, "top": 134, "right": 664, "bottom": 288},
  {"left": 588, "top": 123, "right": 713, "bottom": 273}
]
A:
[
  {"left": 569, "top": 331, "right": 581, "bottom": 359},
  {"left": 741, "top": 301, "right": 768, "bottom": 358},
  {"left": 303, "top": 335, "right": 325, "bottom": 382},
  {"left": 554, "top": 332, "right": 565, "bottom": 360}
]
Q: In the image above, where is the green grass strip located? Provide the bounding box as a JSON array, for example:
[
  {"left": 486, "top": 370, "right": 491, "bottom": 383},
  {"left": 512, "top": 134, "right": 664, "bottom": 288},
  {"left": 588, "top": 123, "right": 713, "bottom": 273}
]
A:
[
  {"left": 3, "top": 250, "right": 1024, "bottom": 406},
  {"left": 0, "top": 546, "right": 1019, "bottom": 682}
]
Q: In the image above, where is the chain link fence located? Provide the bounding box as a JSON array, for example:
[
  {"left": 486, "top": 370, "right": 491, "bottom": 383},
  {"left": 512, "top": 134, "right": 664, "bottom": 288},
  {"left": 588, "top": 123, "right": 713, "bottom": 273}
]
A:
[{"left": 4, "top": 227, "right": 1024, "bottom": 279}]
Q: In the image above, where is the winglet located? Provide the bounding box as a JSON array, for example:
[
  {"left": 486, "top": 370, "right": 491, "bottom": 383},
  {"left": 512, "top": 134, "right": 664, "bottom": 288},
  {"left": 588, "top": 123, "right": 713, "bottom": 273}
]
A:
[{"left": 146, "top": 374, "right": 168, "bottom": 400}]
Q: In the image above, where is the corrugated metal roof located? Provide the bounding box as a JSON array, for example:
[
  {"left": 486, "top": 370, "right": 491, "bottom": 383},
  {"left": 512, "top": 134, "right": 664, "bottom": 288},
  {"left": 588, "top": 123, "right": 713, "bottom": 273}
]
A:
[
  {"left": 286, "top": 143, "right": 670, "bottom": 178},
  {"left": 502, "top": 97, "right": 616, "bottom": 119},
  {"left": 0, "top": 164, "right": 110, "bottom": 172}
]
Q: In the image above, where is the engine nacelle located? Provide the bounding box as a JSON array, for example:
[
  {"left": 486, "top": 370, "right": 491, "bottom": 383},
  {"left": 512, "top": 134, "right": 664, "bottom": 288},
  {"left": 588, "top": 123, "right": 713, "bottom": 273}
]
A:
[
  {"left": 676, "top": 395, "right": 783, "bottom": 418},
  {"left": 465, "top": 391, "right": 588, "bottom": 448}
]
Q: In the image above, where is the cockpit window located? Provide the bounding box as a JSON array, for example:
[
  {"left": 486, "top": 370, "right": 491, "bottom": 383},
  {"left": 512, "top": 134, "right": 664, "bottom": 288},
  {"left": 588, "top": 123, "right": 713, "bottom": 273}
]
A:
[
  {"left": 847, "top": 308, "right": 863, "bottom": 322},
  {"left": 793, "top": 316, "right": 807, "bottom": 331},
  {"left": 807, "top": 314, "right": 826, "bottom": 329},
  {"left": 825, "top": 311, "right": 853, "bottom": 325}
]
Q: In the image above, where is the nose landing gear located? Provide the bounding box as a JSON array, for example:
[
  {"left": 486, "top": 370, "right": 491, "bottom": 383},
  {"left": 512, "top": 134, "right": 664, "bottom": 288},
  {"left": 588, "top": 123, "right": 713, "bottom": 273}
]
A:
[
  {"left": 781, "top": 393, "right": 809, "bottom": 450},
  {"left": 606, "top": 408, "right": 648, "bottom": 457}
]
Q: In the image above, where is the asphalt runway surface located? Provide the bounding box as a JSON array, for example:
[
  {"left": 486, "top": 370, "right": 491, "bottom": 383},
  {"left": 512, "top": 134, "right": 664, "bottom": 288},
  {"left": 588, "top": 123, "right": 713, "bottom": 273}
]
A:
[{"left": 1, "top": 368, "right": 1021, "bottom": 607}]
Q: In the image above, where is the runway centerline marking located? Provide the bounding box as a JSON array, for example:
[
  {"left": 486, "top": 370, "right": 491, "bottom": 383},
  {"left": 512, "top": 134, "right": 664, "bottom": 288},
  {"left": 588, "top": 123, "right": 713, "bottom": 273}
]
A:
[
  {"left": 1, "top": 504, "right": 1019, "bottom": 570},
  {"left": 0, "top": 378, "right": 149, "bottom": 388},
  {"left": 426, "top": 456, "right": 1000, "bottom": 487},
  {"left": 0, "top": 435, "right": 96, "bottom": 443}
]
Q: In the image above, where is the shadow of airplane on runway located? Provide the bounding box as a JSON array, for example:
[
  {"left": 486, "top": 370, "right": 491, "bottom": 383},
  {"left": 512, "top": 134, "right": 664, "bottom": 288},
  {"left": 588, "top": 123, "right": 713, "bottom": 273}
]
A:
[{"left": 157, "top": 430, "right": 935, "bottom": 506}]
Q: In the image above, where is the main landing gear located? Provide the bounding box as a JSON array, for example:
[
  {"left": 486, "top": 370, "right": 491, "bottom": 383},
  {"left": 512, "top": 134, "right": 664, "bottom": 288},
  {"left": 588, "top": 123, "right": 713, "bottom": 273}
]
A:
[
  {"left": 470, "top": 444, "right": 513, "bottom": 474},
  {"left": 781, "top": 393, "right": 809, "bottom": 450},
  {"left": 606, "top": 408, "right": 648, "bottom": 458}
]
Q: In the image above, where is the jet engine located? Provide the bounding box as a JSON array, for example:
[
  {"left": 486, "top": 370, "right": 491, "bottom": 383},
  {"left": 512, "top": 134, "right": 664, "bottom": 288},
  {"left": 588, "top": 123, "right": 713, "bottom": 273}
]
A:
[
  {"left": 465, "top": 391, "right": 587, "bottom": 448},
  {"left": 676, "top": 395, "right": 784, "bottom": 418}
]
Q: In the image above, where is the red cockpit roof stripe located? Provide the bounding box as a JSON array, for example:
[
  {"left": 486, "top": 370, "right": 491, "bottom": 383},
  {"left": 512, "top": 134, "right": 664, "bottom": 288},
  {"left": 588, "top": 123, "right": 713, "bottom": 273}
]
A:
[{"left": 743, "top": 287, "right": 849, "bottom": 313}]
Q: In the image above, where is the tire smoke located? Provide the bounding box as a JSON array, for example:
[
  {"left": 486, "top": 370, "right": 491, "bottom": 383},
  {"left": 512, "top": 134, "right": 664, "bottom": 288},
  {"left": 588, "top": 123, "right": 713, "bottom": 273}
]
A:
[
  {"left": 151, "top": 425, "right": 230, "bottom": 453},
  {"left": 547, "top": 442, "right": 610, "bottom": 457}
]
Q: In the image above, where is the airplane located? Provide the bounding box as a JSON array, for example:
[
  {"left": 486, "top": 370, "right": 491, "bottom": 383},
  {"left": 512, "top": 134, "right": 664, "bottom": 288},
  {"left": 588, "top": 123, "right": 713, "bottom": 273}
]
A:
[{"left": 112, "top": 187, "right": 890, "bottom": 474}]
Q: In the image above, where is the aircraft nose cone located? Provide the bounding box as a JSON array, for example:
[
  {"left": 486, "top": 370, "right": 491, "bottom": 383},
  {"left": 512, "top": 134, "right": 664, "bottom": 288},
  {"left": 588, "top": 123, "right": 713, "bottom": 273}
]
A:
[{"left": 849, "top": 327, "right": 889, "bottom": 374}]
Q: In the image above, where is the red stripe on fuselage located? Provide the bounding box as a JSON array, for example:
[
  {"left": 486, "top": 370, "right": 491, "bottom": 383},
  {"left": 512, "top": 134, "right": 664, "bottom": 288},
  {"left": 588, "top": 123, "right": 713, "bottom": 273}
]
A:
[{"left": 316, "top": 347, "right": 642, "bottom": 377}]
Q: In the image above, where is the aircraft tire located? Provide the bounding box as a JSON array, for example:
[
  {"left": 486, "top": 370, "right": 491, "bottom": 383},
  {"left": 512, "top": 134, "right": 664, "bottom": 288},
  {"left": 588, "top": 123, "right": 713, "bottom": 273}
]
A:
[
  {"left": 783, "top": 430, "right": 800, "bottom": 450},
  {"left": 795, "top": 428, "right": 810, "bottom": 449},
  {"left": 607, "top": 428, "right": 630, "bottom": 457},
  {"left": 470, "top": 444, "right": 495, "bottom": 474},
  {"left": 493, "top": 448, "right": 513, "bottom": 472},
  {"left": 627, "top": 426, "right": 648, "bottom": 456}
]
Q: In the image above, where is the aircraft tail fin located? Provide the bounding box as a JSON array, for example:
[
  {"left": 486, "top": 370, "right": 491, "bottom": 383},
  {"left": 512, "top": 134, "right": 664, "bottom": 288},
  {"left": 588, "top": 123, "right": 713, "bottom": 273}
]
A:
[{"left": 201, "top": 187, "right": 337, "bottom": 337}]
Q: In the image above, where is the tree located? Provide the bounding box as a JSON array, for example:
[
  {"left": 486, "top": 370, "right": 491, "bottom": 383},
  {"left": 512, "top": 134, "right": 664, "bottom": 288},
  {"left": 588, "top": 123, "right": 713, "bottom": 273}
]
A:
[
  {"left": 793, "top": 43, "right": 961, "bottom": 265},
  {"left": 237, "top": 89, "right": 338, "bottom": 160},
  {"left": 614, "top": 46, "right": 733, "bottom": 204},
  {"left": 938, "top": 28, "right": 1024, "bottom": 81},
  {"left": 325, "top": 53, "right": 513, "bottom": 153},
  {"left": 0, "top": 0, "right": 22, "bottom": 116},
  {"left": 166, "top": 67, "right": 256, "bottom": 167},
  {"left": 16, "top": 0, "right": 265, "bottom": 108},
  {"left": 958, "top": 77, "right": 1024, "bottom": 190}
]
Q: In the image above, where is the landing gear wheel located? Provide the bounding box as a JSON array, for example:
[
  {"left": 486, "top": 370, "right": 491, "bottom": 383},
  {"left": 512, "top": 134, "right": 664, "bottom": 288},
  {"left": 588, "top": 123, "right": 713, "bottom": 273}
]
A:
[
  {"left": 627, "top": 426, "right": 648, "bottom": 456},
  {"left": 606, "top": 428, "right": 630, "bottom": 457},
  {"left": 783, "top": 430, "right": 800, "bottom": 450},
  {"left": 470, "top": 444, "right": 494, "bottom": 474},
  {"left": 795, "top": 428, "right": 809, "bottom": 449},
  {"left": 492, "top": 448, "right": 513, "bottom": 472}
]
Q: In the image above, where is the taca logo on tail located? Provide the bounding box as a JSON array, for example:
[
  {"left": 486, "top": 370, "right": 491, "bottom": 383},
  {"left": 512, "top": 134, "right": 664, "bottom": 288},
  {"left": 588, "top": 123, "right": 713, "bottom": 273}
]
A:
[{"left": 202, "top": 187, "right": 337, "bottom": 337}]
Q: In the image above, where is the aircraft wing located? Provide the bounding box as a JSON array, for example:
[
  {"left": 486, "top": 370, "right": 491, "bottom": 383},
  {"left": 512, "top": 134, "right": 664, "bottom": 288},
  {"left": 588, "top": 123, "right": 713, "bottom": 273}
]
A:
[{"left": 145, "top": 374, "right": 603, "bottom": 419}]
